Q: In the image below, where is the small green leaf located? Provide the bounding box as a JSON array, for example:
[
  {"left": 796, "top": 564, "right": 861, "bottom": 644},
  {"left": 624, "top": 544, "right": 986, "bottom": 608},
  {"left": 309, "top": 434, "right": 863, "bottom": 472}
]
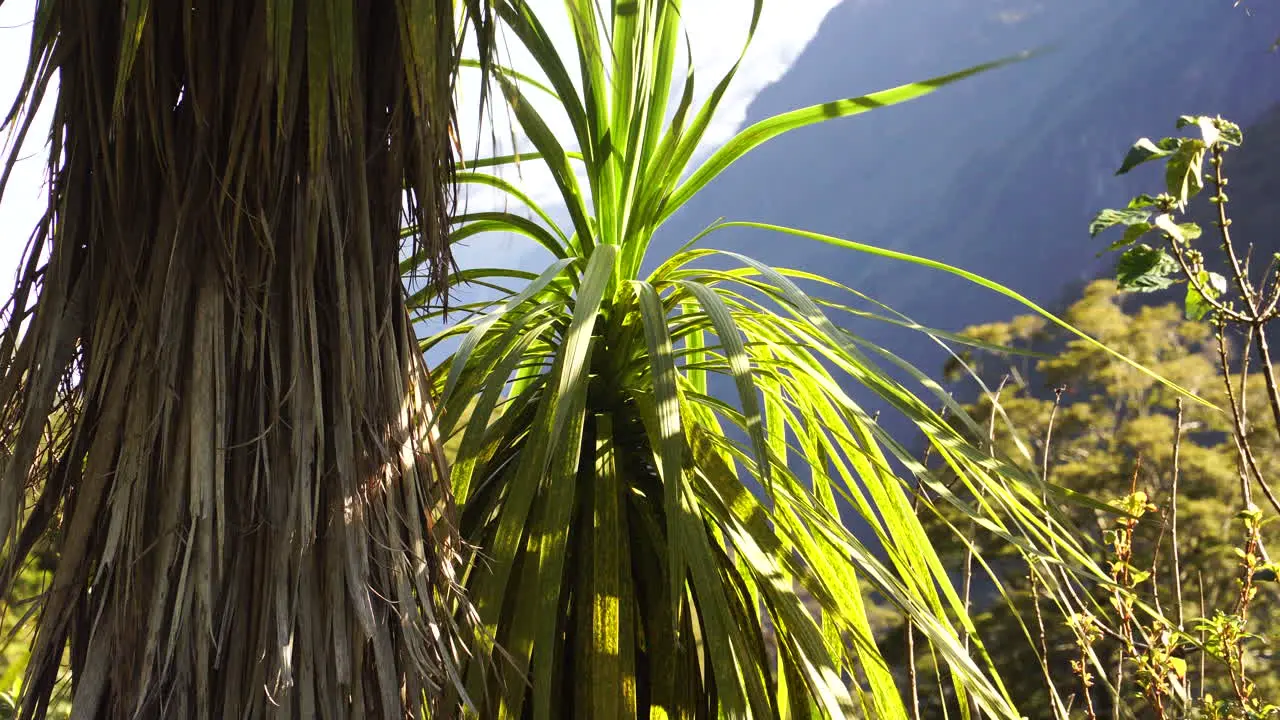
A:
[
  {"left": 1217, "top": 120, "right": 1243, "bottom": 147},
  {"left": 661, "top": 53, "right": 1031, "bottom": 224},
  {"left": 1205, "top": 272, "right": 1227, "bottom": 297},
  {"left": 1115, "top": 244, "right": 1178, "bottom": 292},
  {"left": 1127, "top": 193, "right": 1161, "bottom": 209},
  {"left": 1252, "top": 566, "right": 1279, "bottom": 583},
  {"left": 1177, "top": 115, "right": 1242, "bottom": 147},
  {"left": 1196, "top": 116, "right": 1220, "bottom": 147},
  {"left": 1153, "top": 213, "right": 1198, "bottom": 244},
  {"left": 1089, "top": 208, "right": 1150, "bottom": 238},
  {"left": 1165, "top": 139, "right": 1206, "bottom": 206},
  {"left": 1115, "top": 137, "right": 1178, "bottom": 175},
  {"left": 1106, "top": 222, "right": 1153, "bottom": 251},
  {"left": 1185, "top": 271, "right": 1226, "bottom": 321}
]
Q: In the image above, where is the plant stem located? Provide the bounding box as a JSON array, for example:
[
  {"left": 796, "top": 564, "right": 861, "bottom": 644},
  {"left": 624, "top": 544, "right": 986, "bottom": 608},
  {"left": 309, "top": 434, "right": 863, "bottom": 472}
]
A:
[
  {"left": 963, "top": 377, "right": 1009, "bottom": 651},
  {"left": 906, "top": 621, "right": 922, "bottom": 720},
  {"left": 1028, "top": 568, "right": 1064, "bottom": 718},
  {"left": 1251, "top": 325, "right": 1280, "bottom": 446},
  {"left": 1033, "top": 388, "right": 1066, "bottom": 718},
  {"left": 1171, "top": 399, "right": 1185, "bottom": 630},
  {"left": 1042, "top": 387, "right": 1065, "bottom": 495},
  {"left": 1210, "top": 144, "right": 1280, "bottom": 453},
  {"left": 908, "top": 439, "right": 926, "bottom": 720},
  {"left": 1198, "top": 572, "right": 1207, "bottom": 700},
  {"left": 1216, "top": 328, "right": 1280, "bottom": 523},
  {"left": 1111, "top": 461, "right": 1143, "bottom": 720},
  {"left": 1080, "top": 640, "right": 1098, "bottom": 720}
]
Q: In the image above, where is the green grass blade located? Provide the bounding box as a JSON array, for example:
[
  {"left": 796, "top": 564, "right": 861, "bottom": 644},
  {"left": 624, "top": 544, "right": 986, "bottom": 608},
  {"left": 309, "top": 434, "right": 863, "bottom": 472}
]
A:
[
  {"left": 447, "top": 317, "right": 559, "bottom": 502},
  {"left": 655, "top": 0, "right": 763, "bottom": 209},
  {"left": 458, "top": 58, "right": 560, "bottom": 98},
  {"left": 676, "top": 280, "right": 772, "bottom": 493},
  {"left": 456, "top": 172, "right": 571, "bottom": 244},
  {"left": 548, "top": 244, "right": 616, "bottom": 443},
  {"left": 442, "top": 258, "right": 575, "bottom": 402},
  {"left": 661, "top": 54, "right": 1031, "bottom": 224},
  {"left": 448, "top": 210, "right": 568, "bottom": 263},
  {"left": 114, "top": 0, "right": 152, "bottom": 115},
  {"left": 629, "top": 280, "right": 686, "bottom": 628},
  {"left": 493, "top": 1, "right": 594, "bottom": 164},
  {"left": 494, "top": 74, "right": 596, "bottom": 253},
  {"left": 712, "top": 222, "right": 1214, "bottom": 409}
]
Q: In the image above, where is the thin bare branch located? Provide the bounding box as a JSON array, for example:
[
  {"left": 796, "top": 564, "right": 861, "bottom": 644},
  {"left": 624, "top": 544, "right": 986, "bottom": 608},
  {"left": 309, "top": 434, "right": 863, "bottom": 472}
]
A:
[{"left": 1171, "top": 398, "right": 1185, "bottom": 630}]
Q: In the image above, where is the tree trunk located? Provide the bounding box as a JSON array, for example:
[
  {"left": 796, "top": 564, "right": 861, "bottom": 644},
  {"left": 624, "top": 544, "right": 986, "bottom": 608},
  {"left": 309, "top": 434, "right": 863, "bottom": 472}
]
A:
[{"left": 0, "top": 2, "right": 477, "bottom": 717}]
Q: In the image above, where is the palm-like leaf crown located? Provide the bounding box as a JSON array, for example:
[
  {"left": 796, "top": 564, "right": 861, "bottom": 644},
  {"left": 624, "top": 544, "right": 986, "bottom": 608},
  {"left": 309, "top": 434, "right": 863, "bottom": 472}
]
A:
[{"left": 422, "top": 1, "right": 1146, "bottom": 717}]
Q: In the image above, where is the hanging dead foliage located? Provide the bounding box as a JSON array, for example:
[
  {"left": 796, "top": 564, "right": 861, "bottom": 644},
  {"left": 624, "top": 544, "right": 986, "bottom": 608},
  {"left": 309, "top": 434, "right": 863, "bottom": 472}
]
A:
[{"left": 0, "top": 1, "right": 491, "bottom": 717}]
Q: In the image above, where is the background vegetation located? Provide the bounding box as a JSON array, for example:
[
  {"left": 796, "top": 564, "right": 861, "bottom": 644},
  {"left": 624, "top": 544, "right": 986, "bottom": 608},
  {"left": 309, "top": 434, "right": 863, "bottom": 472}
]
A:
[
  {"left": 893, "top": 113, "right": 1280, "bottom": 718},
  {"left": 902, "top": 279, "right": 1280, "bottom": 717}
]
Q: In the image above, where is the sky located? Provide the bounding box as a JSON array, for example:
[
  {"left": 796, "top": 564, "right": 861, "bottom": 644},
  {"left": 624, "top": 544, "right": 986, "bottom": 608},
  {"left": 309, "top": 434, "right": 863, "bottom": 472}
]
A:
[
  {"left": 0, "top": 0, "right": 846, "bottom": 289},
  {"left": 0, "top": 0, "right": 51, "bottom": 290}
]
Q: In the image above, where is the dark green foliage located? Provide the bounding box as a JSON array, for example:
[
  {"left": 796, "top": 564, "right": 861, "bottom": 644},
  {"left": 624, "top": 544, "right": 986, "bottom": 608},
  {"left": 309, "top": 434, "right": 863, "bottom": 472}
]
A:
[{"left": 1115, "top": 245, "right": 1180, "bottom": 292}]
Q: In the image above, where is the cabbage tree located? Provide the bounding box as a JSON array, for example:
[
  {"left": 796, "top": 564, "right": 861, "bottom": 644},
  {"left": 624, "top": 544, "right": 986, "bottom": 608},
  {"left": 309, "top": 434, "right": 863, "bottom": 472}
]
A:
[{"left": 420, "top": 1, "right": 1119, "bottom": 717}]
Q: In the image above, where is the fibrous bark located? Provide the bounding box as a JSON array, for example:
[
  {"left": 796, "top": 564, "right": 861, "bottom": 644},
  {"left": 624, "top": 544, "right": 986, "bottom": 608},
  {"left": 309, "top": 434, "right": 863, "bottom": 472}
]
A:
[{"left": 0, "top": 1, "right": 483, "bottom": 717}]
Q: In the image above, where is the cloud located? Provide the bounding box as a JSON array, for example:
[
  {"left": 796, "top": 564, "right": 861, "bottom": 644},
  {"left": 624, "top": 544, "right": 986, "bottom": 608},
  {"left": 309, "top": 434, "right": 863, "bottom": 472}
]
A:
[
  {"left": 681, "top": 1, "right": 845, "bottom": 153},
  {"left": 0, "top": 0, "right": 45, "bottom": 291}
]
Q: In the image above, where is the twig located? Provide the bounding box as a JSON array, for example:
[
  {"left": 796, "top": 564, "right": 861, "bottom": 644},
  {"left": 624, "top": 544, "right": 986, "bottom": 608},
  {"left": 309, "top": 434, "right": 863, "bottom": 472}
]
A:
[
  {"left": 932, "top": 645, "right": 950, "bottom": 720},
  {"left": 1111, "top": 460, "right": 1143, "bottom": 720},
  {"left": 1238, "top": 325, "right": 1252, "bottom": 432},
  {"left": 1258, "top": 258, "right": 1280, "bottom": 318},
  {"left": 1209, "top": 144, "right": 1280, "bottom": 450},
  {"left": 1032, "top": 387, "right": 1067, "bottom": 718},
  {"left": 1166, "top": 238, "right": 1248, "bottom": 323},
  {"left": 1079, "top": 632, "right": 1099, "bottom": 720},
  {"left": 908, "top": 404, "right": 932, "bottom": 720},
  {"left": 1216, "top": 327, "right": 1280, "bottom": 524},
  {"left": 906, "top": 619, "right": 922, "bottom": 720},
  {"left": 1210, "top": 147, "right": 1260, "bottom": 312},
  {"left": 1224, "top": 507, "right": 1264, "bottom": 708},
  {"left": 1151, "top": 511, "right": 1166, "bottom": 619},
  {"left": 1042, "top": 386, "right": 1066, "bottom": 496},
  {"left": 1029, "top": 569, "right": 1059, "bottom": 716},
  {"left": 1171, "top": 399, "right": 1185, "bottom": 630},
  {"left": 1197, "top": 571, "right": 1206, "bottom": 700},
  {"left": 1249, "top": 319, "right": 1280, "bottom": 445},
  {"left": 963, "top": 376, "right": 1009, "bottom": 649}
]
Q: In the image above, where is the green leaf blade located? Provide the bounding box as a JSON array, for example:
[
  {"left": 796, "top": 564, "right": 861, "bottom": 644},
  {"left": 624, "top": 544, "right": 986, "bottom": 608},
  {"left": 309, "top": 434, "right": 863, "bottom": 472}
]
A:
[{"left": 1115, "top": 244, "right": 1179, "bottom": 293}]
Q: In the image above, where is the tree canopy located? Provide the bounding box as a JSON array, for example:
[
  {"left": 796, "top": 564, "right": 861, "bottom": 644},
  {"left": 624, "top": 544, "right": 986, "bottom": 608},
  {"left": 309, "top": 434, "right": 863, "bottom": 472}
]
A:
[{"left": 909, "top": 279, "right": 1280, "bottom": 717}]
